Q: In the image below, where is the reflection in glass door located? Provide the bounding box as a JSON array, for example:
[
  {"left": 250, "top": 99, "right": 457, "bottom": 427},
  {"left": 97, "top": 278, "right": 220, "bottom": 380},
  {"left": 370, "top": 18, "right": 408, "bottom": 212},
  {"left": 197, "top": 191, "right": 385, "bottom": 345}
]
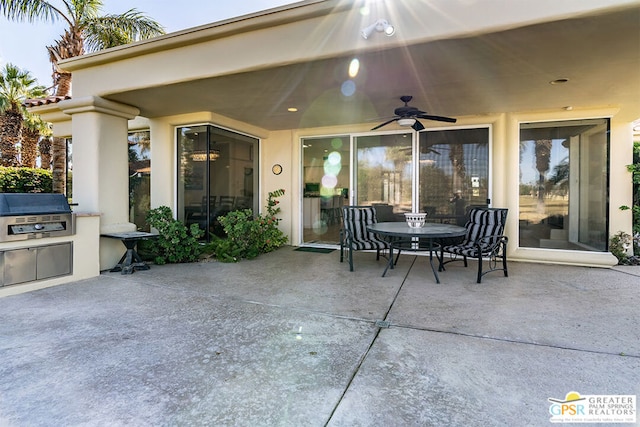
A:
[
  {"left": 302, "top": 136, "right": 349, "bottom": 245},
  {"left": 355, "top": 133, "right": 413, "bottom": 221},
  {"left": 177, "top": 125, "right": 259, "bottom": 242},
  {"left": 128, "top": 130, "right": 151, "bottom": 231},
  {"left": 418, "top": 128, "right": 489, "bottom": 225}
]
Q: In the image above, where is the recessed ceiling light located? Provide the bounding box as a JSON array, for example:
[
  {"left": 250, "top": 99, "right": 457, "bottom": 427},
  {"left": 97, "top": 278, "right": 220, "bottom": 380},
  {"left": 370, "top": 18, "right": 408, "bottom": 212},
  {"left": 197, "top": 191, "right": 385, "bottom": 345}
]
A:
[
  {"left": 288, "top": 107, "right": 298, "bottom": 112},
  {"left": 550, "top": 78, "right": 569, "bottom": 85}
]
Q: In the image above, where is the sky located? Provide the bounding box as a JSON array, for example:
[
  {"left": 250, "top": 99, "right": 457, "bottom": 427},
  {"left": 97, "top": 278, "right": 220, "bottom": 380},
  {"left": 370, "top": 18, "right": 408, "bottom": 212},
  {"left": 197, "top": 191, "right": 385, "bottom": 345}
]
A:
[{"left": 0, "top": 0, "right": 299, "bottom": 89}]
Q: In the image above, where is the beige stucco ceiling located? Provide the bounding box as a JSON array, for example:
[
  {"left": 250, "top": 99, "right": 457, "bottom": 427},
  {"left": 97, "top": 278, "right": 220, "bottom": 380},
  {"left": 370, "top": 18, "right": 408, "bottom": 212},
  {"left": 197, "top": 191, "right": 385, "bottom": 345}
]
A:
[{"left": 80, "top": 2, "right": 640, "bottom": 130}]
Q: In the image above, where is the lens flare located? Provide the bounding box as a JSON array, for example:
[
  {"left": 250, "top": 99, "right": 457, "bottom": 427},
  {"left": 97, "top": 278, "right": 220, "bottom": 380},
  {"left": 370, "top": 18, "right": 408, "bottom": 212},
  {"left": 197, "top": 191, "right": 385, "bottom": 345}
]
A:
[
  {"left": 348, "top": 58, "right": 360, "bottom": 78},
  {"left": 341, "top": 80, "right": 356, "bottom": 97},
  {"left": 322, "top": 174, "right": 338, "bottom": 189},
  {"left": 327, "top": 151, "right": 341, "bottom": 165},
  {"left": 324, "top": 161, "right": 341, "bottom": 177},
  {"left": 312, "top": 220, "right": 328, "bottom": 234}
]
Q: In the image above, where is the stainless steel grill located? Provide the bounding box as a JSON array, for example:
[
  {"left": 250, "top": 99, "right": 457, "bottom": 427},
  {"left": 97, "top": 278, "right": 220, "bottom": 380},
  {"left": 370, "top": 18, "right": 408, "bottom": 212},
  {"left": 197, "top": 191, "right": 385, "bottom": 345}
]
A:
[{"left": 0, "top": 193, "right": 75, "bottom": 242}]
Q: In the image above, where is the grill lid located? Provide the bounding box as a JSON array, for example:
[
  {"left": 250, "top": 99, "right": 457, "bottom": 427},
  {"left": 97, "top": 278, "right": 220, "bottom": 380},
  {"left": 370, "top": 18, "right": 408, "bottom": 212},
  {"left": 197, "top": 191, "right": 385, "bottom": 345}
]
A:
[{"left": 0, "top": 193, "right": 72, "bottom": 216}]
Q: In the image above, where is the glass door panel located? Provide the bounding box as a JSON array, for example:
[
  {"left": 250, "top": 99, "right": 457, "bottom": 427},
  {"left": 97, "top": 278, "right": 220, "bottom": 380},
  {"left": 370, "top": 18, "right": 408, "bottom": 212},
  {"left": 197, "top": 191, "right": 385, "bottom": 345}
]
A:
[
  {"left": 302, "top": 136, "right": 349, "bottom": 244},
  {"left": 418, "top": 128, "right": 489, "bottom": 225},
  {"left": 355, "top": 133, "right": 413, "bottom": 221}
]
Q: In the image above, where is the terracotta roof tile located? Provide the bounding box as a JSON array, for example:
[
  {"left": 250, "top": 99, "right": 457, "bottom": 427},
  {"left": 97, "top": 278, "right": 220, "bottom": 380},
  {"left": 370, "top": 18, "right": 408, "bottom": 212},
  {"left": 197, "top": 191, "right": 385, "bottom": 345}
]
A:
[{"left": 23, "top": 96, "right": 71, "bottom": 108}]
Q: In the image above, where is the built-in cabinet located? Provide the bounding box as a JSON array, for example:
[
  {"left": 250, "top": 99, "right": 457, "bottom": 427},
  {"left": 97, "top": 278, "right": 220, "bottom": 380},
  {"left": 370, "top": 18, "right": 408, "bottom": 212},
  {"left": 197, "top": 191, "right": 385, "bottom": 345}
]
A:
[{"left": 0, "top": 242, "right": 73, "bottom": 287}]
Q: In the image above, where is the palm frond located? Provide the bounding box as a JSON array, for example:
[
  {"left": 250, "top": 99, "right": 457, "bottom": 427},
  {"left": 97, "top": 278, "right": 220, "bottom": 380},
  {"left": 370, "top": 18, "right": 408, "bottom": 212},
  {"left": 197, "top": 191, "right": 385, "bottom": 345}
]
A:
[
  {"left": 0, "top": 63, "right": 47, "bottom": 114},
  {"left": 68, "top": 0, "right": 102, "bottom": 23},
  {"left": 23, "top": 111, "right": 51, "bottom": 134},
  {"left": 83, "top": 9, "right": 165, "bottom": 51},
  {"left": 0, "top": 0, "right": 66, "bottom": 24}
]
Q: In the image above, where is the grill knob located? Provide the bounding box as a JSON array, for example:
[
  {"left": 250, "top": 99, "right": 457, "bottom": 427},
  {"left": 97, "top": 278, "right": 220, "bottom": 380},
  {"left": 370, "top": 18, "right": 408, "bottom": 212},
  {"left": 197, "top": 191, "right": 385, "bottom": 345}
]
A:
[{"left": 34, "top": 224, "right": 44, "bottom": 230}]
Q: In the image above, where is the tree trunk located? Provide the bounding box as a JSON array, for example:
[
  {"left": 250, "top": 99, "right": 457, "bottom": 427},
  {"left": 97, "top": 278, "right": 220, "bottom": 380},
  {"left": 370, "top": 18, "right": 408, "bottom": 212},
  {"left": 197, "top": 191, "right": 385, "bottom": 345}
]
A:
[
  {"left": 54, "top": 72, "right": 72, "bottom": 97},
  {"left": 21, "top": 127, "right": 40, "bottom": 168},
  {"left": 0, "top": 135, "right": 21, "bottom": 167},
  {"left": 39, "top": 138, "right": 52, "bottom": 169},
  {"left": 0, "top": 109, "right": 22, "bottom": 167},
  {"left": 535, "top": 139, "right": 552, "bottom": 204},
  {"left": 52, "top": 137, "right": 67, "bottom": 194},
  {"left": 49, "top": 43, "right": 73, "bottom": 194}
]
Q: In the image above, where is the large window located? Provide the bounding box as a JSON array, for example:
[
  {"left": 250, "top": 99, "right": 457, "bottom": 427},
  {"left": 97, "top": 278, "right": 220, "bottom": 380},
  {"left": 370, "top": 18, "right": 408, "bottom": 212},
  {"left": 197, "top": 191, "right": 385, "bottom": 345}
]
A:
[
  {"left": 177, "top": 125, "right": 259, "bottom": 242},
  {"left": 519, "top": 119, "right": 609, "bottom": 251}
]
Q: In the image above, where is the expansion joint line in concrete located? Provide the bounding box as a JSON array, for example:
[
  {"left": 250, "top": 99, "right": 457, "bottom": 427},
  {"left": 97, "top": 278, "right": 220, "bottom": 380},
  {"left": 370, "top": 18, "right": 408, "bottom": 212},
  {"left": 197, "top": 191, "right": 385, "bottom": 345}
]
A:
[
  {"left": 388, "top": 323, "right": 640, "bottom": 359},
  {"left": 324, "top": 256, "right": 417, "bottom": 426}
]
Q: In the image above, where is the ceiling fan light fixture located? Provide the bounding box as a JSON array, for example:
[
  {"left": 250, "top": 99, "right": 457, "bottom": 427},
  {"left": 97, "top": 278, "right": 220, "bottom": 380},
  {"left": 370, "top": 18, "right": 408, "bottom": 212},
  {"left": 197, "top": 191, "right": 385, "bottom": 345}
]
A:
[{"left": 398, "top": 118, "right": 416, "bottom": 127}]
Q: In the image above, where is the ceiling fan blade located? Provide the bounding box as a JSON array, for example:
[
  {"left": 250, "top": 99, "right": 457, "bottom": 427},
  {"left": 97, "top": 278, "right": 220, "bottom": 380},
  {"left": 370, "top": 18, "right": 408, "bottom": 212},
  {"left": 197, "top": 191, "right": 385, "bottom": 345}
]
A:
[
  {"left": 371, "top": 117, "right": 398, "bottom": 130},
  {"left": 412, "top": 120, "right": 425, "bottom": 131},
  {"left": 417, "top": 114, "right": 457, "bottom": 123}
]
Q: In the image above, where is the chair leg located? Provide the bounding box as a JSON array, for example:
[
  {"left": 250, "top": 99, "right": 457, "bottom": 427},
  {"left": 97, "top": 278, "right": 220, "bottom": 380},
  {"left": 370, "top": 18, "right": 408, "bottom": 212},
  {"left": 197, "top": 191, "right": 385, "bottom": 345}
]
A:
[
  {"left": 502, "top": 250, "right": 509, "bottom": 277},
  {"left": 348, "top": 244, "right": 354, "bottom": 272},
  {"left": 463, "top": 256, "right": 468, "bottom": 267},
  {"left": 476, "top": 255, "right": 483, "bottom": 283}
]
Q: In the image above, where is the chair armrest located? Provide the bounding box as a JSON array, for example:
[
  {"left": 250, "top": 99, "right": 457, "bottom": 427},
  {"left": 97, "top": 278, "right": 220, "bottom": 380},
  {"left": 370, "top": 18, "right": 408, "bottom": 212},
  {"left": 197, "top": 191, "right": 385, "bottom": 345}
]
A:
[
  {"left": 474, "top": 235, "right": 508, "bottom": 255},
  {"left": 340, "top": 227, "right": 353, "bottom": 244}
]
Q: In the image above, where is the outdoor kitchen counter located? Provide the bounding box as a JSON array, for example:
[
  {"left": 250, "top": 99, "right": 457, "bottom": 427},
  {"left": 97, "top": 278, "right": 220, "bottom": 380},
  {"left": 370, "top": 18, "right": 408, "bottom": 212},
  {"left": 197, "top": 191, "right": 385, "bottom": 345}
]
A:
[{"left": 100, "top": 231, "right": 159, "bottom": 274}]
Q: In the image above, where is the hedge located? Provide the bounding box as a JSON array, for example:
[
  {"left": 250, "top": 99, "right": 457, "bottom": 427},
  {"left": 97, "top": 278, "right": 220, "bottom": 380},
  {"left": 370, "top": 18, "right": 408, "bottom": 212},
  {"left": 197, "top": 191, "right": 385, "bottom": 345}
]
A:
[{"left": 0, "top": 167, "right": 53, "bottom": 193}]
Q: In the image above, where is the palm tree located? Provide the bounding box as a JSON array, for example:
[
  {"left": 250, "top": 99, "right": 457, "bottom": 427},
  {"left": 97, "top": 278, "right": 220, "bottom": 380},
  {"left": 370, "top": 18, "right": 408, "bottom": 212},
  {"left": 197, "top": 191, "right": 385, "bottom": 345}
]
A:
[
  {"left": 1, "top": 0, "right": 165, "bottom": 96},
  {"left": 38, "top": 136, "right": 52, "bottom": 169},
  {"left": 0, "top": 63, "right": 47, "bottom": 167},
  {"left": 1, "top": 0, "right": 165, "bottom": 192},
  {"left": 535, "top": 139, "right": 552, "bottom": 205},
  {"left": 22, "top": 113, "right": 51, "bottom": 168}
]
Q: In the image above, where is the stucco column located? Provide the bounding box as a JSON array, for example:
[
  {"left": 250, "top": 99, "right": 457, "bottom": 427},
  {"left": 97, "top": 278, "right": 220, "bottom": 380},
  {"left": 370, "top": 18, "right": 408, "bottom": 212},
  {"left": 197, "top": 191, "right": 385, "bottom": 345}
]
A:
[
  {"left": 147, "top": 119, "right": 175, "bottom": 210},
  {"left": 59, "top": 96, "right": 140, "bottom": 269}
]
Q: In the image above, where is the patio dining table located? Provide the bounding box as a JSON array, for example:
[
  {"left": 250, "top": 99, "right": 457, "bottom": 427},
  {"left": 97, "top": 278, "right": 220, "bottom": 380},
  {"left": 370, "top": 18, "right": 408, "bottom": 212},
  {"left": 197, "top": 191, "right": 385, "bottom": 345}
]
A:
[{"left": 367, "top": 222, "right": 466, "bottom": 283}]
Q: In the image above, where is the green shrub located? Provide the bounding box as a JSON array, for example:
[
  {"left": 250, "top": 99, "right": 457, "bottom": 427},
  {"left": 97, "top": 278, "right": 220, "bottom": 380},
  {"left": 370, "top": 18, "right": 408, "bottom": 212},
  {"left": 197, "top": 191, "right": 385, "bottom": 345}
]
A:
[
  {"left": 0, "top": 167, "right": 53, "bottom": 193},
  {"left": 145, "top": 206, "right": 204, "bottom": 264},
  {"left": 619, "top": 141, "right": 640, "bottom": 247},
  {"left": 212, "top": 189, "right": 288, "bottom": 262},
  {"left": 610, "top": 231, "right": 632, "bottom": 264}
]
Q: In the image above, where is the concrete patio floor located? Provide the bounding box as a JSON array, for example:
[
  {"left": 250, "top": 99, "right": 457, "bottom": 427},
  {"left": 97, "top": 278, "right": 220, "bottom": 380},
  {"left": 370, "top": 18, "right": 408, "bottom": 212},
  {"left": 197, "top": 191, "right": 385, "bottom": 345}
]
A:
[{"left": 0, "top": 247, "right": 638, "bottom": 426}]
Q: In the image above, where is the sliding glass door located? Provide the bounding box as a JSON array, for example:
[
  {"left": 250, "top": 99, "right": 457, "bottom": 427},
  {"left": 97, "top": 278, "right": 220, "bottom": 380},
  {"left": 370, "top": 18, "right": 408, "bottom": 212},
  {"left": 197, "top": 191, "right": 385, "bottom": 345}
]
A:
[
  {"left": 301, "top": 136, "right": 349, "bottom": 245},
  {"left": 418, "top": 128, "right": 490, "bottom": 225},
  {"left": 300, "top": 128, "right": 491, "bottom": 245},
  {"left": 355, "top": 133, "right": 413, "bottom": 221},
  {"left": 354, "top": 129, "right": 489, "bottom": 224}
]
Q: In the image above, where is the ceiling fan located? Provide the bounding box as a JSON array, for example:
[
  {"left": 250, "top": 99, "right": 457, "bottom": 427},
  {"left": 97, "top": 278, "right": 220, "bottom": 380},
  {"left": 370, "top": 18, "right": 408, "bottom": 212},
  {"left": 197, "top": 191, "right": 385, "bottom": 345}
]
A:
[{"left": 371, "top": 96, "right": 457, "bottom": 131}]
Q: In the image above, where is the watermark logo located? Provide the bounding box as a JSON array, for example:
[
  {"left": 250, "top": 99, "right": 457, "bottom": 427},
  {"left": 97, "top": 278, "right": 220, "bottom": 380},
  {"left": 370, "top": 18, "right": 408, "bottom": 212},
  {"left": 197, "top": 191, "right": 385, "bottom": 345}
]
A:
[{"left": 548, "top": 391, "right": 636, "bottom": 423}]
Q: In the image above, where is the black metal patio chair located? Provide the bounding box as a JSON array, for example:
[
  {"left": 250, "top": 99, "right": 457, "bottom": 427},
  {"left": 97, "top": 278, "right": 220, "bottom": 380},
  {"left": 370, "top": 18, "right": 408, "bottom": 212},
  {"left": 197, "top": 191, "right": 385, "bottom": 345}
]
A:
[
  {"left": 440, "top": 208, "right": 509, "bottom": 283},
  {"left": 339, "top": 205, "right": 389, "bottom": 272}
]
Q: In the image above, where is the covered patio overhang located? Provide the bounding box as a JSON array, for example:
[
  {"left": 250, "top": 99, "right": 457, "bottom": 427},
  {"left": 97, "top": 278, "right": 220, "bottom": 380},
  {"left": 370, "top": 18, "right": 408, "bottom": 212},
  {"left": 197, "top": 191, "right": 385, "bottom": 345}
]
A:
[
  {"left": 21, "top": 0, "right": 640, "bottom": 292},
  {"left": 58, "top": 0, "right": 640, "bottom": 126}
]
